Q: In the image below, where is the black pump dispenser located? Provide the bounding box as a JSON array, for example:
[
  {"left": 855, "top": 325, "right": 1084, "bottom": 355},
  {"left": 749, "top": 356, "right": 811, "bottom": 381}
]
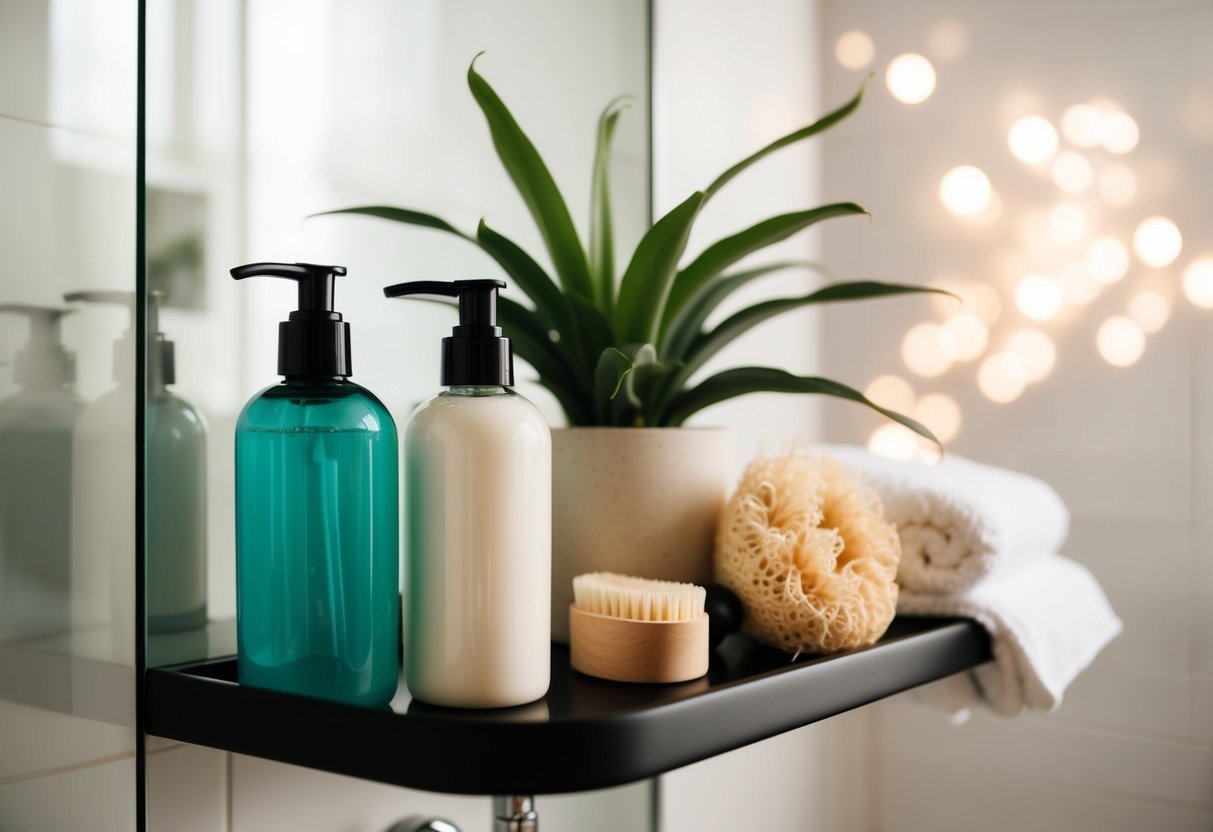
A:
[
  {"left": 231, "top": 262, "right": 352, "bottom": 379},
  {"left": 384, "top": 279, "right": 514, "bottom": 387},
  {"left": 0, "top": 305, "right": 76, "bottom": 389}
]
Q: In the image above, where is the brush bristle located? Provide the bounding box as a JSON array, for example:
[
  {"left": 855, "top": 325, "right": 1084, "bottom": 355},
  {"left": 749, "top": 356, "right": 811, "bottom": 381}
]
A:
[{"left": 572, "top": 572, "right": 707, "bottom": 622}]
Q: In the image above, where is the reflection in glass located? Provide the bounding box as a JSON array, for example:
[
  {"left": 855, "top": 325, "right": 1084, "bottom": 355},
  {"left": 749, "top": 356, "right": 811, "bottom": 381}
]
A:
[
  {"left": 146, "top": 290, "right": 208, "bottom": 632},
  {"left": 0, "top": 2, "right": 137, "bottom": 827},
  {"left": 0, "top": 306, "right": 82, "bottom": 639},
  {"left": 64, "top": 290, "right": 136, "bottom": 665}
]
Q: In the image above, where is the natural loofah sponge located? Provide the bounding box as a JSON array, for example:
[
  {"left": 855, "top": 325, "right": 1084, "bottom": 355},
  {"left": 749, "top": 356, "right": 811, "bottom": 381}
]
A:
[{"left": 715, "top": 452, "right": 901, "bottom": 654}]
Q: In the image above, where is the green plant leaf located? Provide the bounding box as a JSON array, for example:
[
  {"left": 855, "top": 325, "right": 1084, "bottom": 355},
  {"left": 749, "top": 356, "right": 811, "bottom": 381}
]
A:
[
  {"left": 312, "top": 205, "right": 474, "bottom": 240},
  {"left": 661, "top": 260, "right": 831, "bottom": 359},
  {"left": 704, "top": 78, "right": 869, "bottom": 200},
  {"left": 468, "top": 55, "right": 593, "bottom": 300},
  {"left": 673, "top": 281, "right": 948, "bottom": 387},
  {"left": 593, "top": 347, "right": 636, "bottom": 424},
  {"left": 475, "top": 219, "right": 567, "bottom": 328},
  {"left": 590, "top": 97, "right": 630, "bottom": 315},
  {"left": 565, "top": 291, "right": 617, "bottom": 378},
  {"left": 663, "top": 203, "right": 867, "bottom": 335},
  {"left": 497, "top": 297, "right": 590, "bottom": 424},
  {"left": 660, "top": 367, "right": 940, "bottom": 448},
  {"left": 613, "top": 191, "right": 706, "bottom": 344},
  {"left": 593, "top": 343, "right": 664, "bottom": 426}
]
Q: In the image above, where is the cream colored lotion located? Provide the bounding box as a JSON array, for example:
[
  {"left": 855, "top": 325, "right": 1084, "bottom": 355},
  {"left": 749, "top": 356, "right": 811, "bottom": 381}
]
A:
[{"left": 404, "top": 386, "right": 551, "bottom": 708}]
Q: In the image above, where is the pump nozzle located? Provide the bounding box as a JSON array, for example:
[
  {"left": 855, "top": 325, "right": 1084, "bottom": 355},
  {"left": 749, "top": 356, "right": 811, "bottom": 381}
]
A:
[
  {"left": 147, "top": 291, "right": 175, "bottom": 388},
  {"left": 63, "top": 290, "right": 134, "bottom": 385},
  {"left": 0, "top": 305, "right": 76, "bottom": 389},
  {"left": 230, "top": 262, "right": 352, "bottom": 379},
  {"left": 383, "top": 279, "right": 513, "bottom": 387},
  {"left": 63, "top": 290, "right": 178, "bottom": 388}
]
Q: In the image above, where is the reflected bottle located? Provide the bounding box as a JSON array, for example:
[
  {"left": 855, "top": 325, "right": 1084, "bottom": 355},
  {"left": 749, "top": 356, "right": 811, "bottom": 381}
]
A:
[
  {"left": 0, "top": 306, "right": 83, "bottom": 639},
  {"left": 232, "top": 262, "right": 399, "bottom": 707},
  {"left": 64, "top": 291, "right": 136, "bottom": 664},
  {"left": 145, "top": 291, "right": 208, "bottom": 632}
]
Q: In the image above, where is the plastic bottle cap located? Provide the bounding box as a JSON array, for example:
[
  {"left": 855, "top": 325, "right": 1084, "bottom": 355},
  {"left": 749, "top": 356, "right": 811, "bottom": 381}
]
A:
[
  {"left": 382, "top": 279, "right": 514, "bottom": 387},
  {"left": 231, "top": 262, "right": 352, "bottom": 379}
]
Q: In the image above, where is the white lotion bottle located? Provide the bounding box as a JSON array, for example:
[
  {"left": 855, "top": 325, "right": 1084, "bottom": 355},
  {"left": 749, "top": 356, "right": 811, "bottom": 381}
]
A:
[{"left": 386, "top": 279, "right": 551, "bottom": 708}]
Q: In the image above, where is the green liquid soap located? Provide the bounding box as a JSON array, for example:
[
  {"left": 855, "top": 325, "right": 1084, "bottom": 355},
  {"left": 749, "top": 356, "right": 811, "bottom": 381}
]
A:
[{"left": 236, "top": 381, "right": 399, "bottom": 706}]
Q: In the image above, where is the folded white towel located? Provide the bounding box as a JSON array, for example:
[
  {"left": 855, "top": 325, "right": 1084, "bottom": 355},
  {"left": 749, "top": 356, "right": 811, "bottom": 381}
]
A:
[
  {"left": 898, "top": 554, "right": 1122, "bottom": 715},
  {"left": 823, "top": 446, "right": 1070, "bottom": 594}
]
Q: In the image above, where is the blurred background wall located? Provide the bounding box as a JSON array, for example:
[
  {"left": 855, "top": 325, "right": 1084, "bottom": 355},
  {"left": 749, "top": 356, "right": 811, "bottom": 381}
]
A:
[{"left": 819, "top": 1, "right": 1213, "bottom": 828}]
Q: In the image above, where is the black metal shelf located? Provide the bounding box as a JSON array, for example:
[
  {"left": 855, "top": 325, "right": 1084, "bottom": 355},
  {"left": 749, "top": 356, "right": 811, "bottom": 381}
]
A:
[{"left": 145, "top": 616, "right": 989, "bottom": 795}]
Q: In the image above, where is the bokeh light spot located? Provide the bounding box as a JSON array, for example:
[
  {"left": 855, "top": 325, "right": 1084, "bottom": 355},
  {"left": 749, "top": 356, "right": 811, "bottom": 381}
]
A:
[
  {"left": 1005, "top": 329, "right": 1057, "bottom": 383},
  {"left": 1183, "top": 259, "right": 1213, "bottom": 308},
  {"left": 886, "top": 54, "right": 937, "bottom": 104},
  {"left": 927, "top": 19, "right": 968, "bottom": 62},
  {"left": 835, "top": 30, "right": 875, "bottom": 70},
  {"left": 1128, "top": 291, "right": 1170, "bottom": 334},
  {"left": 929, "top": 279, "right": 1003, "bottom": 326},
  {"left": 939, "top": 166, "right": 992, "bottom": 217},
  {"left": 1096, "top": 316, "right": 1146, "bottom": 367},
  {"left": 1101, "top": 111, "right": 1140, "bottom": 154},
  {"left": 942, "top": 312, "right": 989, "bottom": 361},
  {"left": 863, "top": 375, "right": 916, "bottom": 413},
  {"left": 1008, "top": 116, "right": 1059, "bottom": 165},
  {"left": 868, "top": 424, "right": 920, "bottom": 461},
  {"left": 1133, "top": 216, "right": 1182, "bottom": 268},
  {"left": 1051, "top": 151, "right": 1094, "bottom": 193},
  {"left": 1016, "top": 274, "right": 1064, "bottom": 321},
  {"left": 977, "top": 353, "right": 1028, "bottom": 403},
  {"left": 1061, "top": 104, "right": 1103, "bottom": 148},
  {"left": 902, "top": 322, "right": 956, "bottom": 377},
  {"left": 1087, "top": 237, "right": 1130, "bottom": 284}
]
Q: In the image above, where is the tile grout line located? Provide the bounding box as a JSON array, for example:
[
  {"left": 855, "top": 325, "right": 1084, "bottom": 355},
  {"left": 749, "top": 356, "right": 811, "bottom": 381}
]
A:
[{"left": 0, "top": 750, "right": 135, "bottom": 787}]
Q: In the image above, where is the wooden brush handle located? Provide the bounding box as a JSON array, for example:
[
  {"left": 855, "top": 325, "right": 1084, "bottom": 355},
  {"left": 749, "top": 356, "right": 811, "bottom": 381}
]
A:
[{"left": 569, "top": 606, "right": 709, "bottom": 684}]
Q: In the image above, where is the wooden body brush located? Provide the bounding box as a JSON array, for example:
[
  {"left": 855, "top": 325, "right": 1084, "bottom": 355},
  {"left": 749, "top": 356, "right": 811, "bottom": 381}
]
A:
[{"left": 569, "top": 572, "right": 709, "bottom": 683}]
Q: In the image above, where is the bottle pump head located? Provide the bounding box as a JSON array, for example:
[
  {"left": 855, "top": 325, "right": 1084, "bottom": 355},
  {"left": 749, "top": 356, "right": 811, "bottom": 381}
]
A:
[
  {"left": 62, "top": 290, "right": 177, "bottom": 388},
  {"left": 63, "top": 290, "right": 134, "bottom": 386},
  {"left": 0, "top": 305, "right": 76, "bottom": 389},
  {"left": 383, "top": 279, "right": 514, "bottom": 387},
  {"left": 230, "top": 262, "right": 351, "bottom": 379}
]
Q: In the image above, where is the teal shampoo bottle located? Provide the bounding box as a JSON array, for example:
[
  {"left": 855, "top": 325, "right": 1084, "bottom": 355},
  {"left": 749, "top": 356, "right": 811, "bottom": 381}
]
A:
[{"left": 232, "top": 262, "right": 399, "bottom": 706}]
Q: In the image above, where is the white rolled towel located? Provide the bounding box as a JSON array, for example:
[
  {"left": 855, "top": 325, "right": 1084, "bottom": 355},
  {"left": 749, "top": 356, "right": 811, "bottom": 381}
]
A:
[
  {"left": 823, "top": 447, "right": 1070, "bottom": 594},
  {"left": 898, "top": 554, "right": 1122, "bottom": 715}
]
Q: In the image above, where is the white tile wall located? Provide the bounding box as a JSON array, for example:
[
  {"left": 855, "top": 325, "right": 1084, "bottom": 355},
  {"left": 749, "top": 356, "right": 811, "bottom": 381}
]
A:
[
  {"left": 880, "top": 702, "right": 1213, "bottom": 805},
  {"left": 146, "top": 744, "right": 229, "bottom": 832},
  {"left": 0, "top": 700, "right": 131, "bottom": 783},
  {"left": 228, "top": 753, "right": 652, "bottom": 832},
  {"left": 0, "top": 756, "right": 136, "bottom": 831},
  {"left": 660, "top": 710, "right": 870, "bottom": 832},
  {"left": 878, "top": 751, "right": 1213, "bottom": 832}
]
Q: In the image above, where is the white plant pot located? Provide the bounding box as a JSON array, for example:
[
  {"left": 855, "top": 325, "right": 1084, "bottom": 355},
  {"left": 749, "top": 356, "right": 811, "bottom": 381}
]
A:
[{"left": 550, "top": 427, "right": 732, "bottom": 643}]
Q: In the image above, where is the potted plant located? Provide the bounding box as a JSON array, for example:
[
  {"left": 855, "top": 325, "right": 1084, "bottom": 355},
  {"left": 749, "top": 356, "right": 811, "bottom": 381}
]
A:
[{"left": 320, "top": 56, "right": 940, "bottom": 640}]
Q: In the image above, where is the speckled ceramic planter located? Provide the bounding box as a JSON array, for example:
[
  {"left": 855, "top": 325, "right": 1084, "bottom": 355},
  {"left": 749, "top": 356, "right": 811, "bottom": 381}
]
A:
[{"left": 550, "top": 427, "right": 732, "bottom": 643}]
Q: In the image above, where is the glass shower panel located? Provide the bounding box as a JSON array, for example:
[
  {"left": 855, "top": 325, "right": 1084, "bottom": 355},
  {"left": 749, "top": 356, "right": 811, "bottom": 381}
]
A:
[{"left": 0, "top": 0, "right": 138, "bottom": 827}]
